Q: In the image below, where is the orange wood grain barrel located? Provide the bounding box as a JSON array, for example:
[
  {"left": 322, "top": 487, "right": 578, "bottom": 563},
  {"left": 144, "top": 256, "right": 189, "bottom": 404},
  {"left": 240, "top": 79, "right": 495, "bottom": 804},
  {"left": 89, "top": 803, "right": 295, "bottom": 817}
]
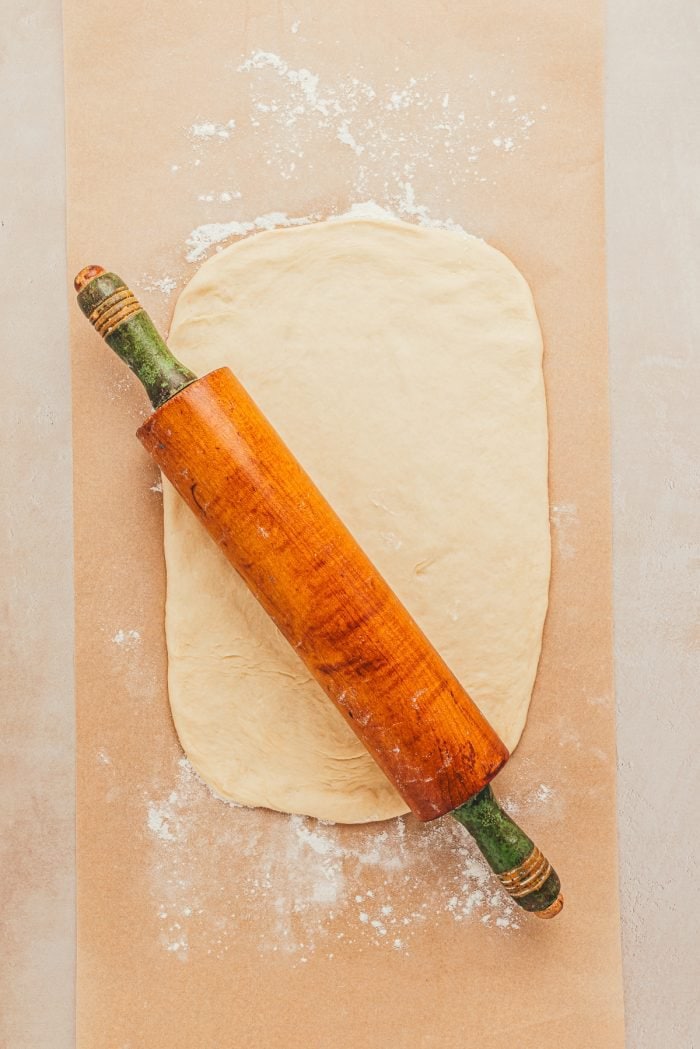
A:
[{"left": 138, "top": 367, "right": 509, "bottom": 819}]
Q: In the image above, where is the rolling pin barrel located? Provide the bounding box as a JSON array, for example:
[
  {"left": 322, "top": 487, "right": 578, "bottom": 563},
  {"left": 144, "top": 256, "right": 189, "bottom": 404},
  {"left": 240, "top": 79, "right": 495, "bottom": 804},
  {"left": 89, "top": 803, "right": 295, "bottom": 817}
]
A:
[
  {"left": 140, "top": 370, "right": 508, "bottom": 819},
  {"left": 75, "top": 267, "right": 563, "bottom": 917}
]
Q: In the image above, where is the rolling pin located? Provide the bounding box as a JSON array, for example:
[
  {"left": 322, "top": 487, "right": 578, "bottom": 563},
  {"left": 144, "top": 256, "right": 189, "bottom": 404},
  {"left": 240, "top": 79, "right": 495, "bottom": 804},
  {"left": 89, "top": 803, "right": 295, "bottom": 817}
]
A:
[{"left": 75, "top": 265, "right": 563, "bottom": 919}]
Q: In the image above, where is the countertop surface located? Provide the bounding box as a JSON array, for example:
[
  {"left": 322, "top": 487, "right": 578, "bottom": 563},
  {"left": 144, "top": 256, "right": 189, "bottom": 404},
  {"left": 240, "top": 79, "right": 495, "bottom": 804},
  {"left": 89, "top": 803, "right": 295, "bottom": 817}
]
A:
[{"left": 1, "top": 2, "right": 698, "bottom": 1047}]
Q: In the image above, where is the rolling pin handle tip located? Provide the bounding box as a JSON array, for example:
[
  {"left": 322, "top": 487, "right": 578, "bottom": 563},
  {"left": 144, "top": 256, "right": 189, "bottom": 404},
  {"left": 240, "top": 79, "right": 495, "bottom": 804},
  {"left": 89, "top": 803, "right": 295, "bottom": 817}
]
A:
[
  {"left": 452, "top": 787, "right": 563, "bottom": 918},
  {"left": 532, "top": 893, "right": 564, "bottom": 919},
  {"left": 74, "top": 265, "right": 105, "bottom": 292}
]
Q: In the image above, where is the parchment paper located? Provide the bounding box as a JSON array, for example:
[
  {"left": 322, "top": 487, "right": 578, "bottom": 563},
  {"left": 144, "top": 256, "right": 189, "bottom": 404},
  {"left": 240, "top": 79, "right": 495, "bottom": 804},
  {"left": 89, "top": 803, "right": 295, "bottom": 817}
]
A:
[{"left": 64, "top": 2, "right": 625, "bottom": 1046}]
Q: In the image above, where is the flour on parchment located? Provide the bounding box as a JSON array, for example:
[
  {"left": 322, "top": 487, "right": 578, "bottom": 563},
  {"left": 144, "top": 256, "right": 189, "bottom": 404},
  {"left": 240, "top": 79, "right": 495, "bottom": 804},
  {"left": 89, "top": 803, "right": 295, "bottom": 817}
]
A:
[
  {"left": 138, "top": 43, "right": 549, "bottom": 288},
  {"left": 143, "top": 758, "right": 566, "bottom": 963}
]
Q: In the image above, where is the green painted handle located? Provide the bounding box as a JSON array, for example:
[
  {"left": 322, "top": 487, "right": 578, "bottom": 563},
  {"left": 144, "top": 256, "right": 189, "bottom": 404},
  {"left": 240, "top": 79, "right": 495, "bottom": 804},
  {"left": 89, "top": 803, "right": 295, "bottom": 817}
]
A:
[
  {"left": 76, "top": 265, "right": 563, "bottom": 920},
  {"left": 453, "top": 785, "right": 563, "bottom": 917},
  {"left": 75, "top": 266, "right": 195, "bottom": 408}
]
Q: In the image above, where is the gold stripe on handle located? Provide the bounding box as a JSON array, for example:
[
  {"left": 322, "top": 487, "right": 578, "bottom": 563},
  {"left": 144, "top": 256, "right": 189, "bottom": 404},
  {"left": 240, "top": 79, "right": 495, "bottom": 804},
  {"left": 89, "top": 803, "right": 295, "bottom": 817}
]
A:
[
  {"left": 88, "top": 286, "right": 130, "bottom": 327},
  {"left": 497, "top": 846, "right": 552, "bottom": 899},
  {"left": 89, "top": 287, "right": 142, "bottom": 338},
  {"left": 97, "top": 299, "right": 142, "bottom": 337}
]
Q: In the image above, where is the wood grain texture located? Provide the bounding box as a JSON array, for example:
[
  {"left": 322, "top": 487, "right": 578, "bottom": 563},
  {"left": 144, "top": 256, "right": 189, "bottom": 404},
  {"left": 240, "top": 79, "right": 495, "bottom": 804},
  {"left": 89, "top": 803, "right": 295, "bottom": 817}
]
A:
[{"left": 138, "top": 367, "right": 509, "bottom": 819}]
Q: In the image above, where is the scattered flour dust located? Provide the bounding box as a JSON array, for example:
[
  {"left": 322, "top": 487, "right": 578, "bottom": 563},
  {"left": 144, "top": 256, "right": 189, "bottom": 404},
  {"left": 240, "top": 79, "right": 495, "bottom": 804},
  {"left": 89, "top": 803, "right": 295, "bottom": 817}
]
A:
[
  {"left": 142, "top": 275, "right": 178, "bottom": 298},
  {"left": 143, "top": 757, "right": 561, "bottom": 965},
  {"left": 145, "top": 44, "right": 549, "bottom": 274},
  {"left": 111, "top": 628, "right": 141, "bottom": 650},
  {"left": 229, "top": 47, "right": 542, "bottom": 186},
  {"left": 188, "top": 118, "right": 236, "bottom": 140}
]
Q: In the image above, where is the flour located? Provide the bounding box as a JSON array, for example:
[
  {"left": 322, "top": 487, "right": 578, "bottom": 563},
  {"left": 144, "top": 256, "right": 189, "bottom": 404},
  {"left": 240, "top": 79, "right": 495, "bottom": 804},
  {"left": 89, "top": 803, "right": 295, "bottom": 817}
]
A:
[
  {"left": 533, "top": 782, "right": 555, "bottom": 803},
  {"left": 197, "top": 190, "right": 242, "bottom": 203},
  {"left": 143, "top": 756, "right": 559, "bottom": 964},
  {"left": 142, "top": 275, "right": 177, "bottom": 297},
  {"left": 231, "top": 48, "right": 542, "bottom": 181},
  {"left": 139, "top": 45, "right": 549, "bottom": 289},
  {"left": 238, "top": 51, "right": 331, "bottom": 116},
  {"left": 112, "top": 628, "right": 141, "bottom": 649},
  {"left": 147, "top": 797, "right": 178, "bottom": 842},
  {"left": 166, "top": 47, "right": 547, "bottom": 270},
  {"left": 189, "top": 119, "right": 236, "bottom": 140},
  {"left": 336, "top": 121, "right": 365, "bottom": 156},
  {"left": 186, "top": 211, "right": 319, "bottom": 262}
]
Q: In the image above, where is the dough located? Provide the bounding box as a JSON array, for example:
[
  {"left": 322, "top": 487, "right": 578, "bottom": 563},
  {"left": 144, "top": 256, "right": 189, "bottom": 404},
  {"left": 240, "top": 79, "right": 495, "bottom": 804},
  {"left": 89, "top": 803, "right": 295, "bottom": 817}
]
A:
[{"left": 163, "top": 218, "right": 550, "bottom": 823}]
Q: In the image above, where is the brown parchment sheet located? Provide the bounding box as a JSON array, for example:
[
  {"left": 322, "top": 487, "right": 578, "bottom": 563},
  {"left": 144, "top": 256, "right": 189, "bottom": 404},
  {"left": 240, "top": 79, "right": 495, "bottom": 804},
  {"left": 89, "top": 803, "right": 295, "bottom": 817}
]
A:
[{"left": 65, "top": 2, "right": 625, "bottom": 1046}]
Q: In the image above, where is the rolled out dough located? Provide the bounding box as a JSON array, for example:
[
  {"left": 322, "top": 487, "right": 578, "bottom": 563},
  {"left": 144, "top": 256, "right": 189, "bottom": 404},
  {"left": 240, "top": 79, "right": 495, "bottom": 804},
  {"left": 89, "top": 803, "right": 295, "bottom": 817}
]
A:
[{"left": 163, "top": 218, "right": 550, "bottom": 823}]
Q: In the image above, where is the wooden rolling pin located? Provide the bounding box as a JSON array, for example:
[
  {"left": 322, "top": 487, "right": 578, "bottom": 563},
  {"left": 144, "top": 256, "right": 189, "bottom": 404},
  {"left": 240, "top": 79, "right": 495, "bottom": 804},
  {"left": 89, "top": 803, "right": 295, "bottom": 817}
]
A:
[{"left": 75, "top": 265, "right": 563, "bottom": 919}]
